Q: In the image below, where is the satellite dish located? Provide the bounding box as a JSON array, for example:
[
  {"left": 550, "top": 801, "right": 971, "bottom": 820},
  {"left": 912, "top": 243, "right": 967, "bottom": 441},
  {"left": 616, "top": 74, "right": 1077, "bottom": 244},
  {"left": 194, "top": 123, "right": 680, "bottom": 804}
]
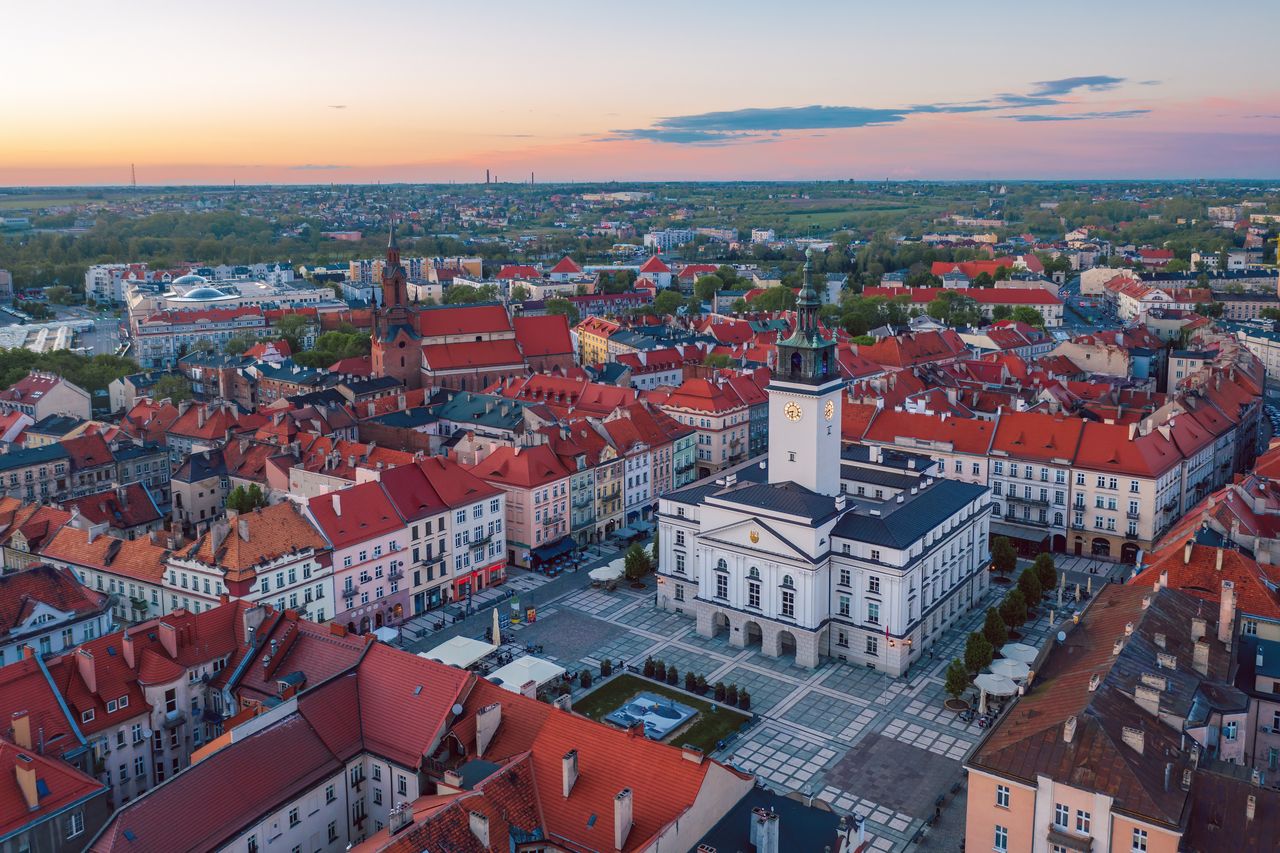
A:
[
  {"left": 451, "top": 703, "right": 464, "bottom": 716},
  {"left": 1056, "top": 631, "right": 1067, "bottom": 643},
  {"left": 142, "top": 728, "right": 153, "bottom": 739}
]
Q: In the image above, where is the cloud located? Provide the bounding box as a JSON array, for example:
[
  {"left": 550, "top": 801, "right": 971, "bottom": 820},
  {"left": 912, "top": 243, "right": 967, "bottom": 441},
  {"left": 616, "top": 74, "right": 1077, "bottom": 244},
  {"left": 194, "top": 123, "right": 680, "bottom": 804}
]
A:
[
  {"left": 1007, "top": 110, "right": 1150, "bottom": 122},
  {"left": 610, "top": 76, "right": 1145, "bottom": 144},
  {"left": 289, "top": 164, "right": 349, "bottom": 170},
  {"left": 608, "top": 105, "right": 910, "bottom": 144},
  {"left": 327, "top": 105, "right": 346, "bottom": 110},
  {"left": 1029, "top": 75, "right": 1126, "bottom": 96}
]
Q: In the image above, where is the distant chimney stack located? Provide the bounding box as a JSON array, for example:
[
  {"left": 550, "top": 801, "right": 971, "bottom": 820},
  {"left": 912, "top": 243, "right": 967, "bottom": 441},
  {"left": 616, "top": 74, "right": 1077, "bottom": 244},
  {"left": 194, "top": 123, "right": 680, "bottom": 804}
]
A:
[
  {"left": 468, "top": 811, "right": 489, "bottom": 847},
  {"left": 1063, "top": 715, "right": 1077, "bottom": 744},
  {"left": 1219, "top": 580, "right": 1236, "bottom": 645},
  {"left": 750, "top": 807, "right": 780, "bottom": 853}
]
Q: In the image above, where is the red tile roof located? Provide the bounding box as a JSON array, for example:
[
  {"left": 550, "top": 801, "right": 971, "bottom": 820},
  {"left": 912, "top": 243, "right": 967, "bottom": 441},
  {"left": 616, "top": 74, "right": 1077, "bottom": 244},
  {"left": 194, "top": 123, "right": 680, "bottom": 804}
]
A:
[
  {"left": 864, "top": 409, "right": 995, "bottom": 455},
  {"left": 659, "top": 378, "right": 748, "bottom": 414},
  {"left": 639, "top": 255, "right": 671, "bottom": 273},
  {"left": 416, "top": 305, "right": 513, "bottom": 338},
  {"left": 61, "top": 483, "right": 161, "bottom": 531},
  {"left": 513, "top": 314, "right": 573, "bottom": 358},
  {"left": 0, "top": 740, "right": 105, "bottom": 840},
  {"left": 549, "top": 256, "right": 583, "bottom": 275},
  {"left": 422, "top": 339, "right": 525, "bottom": 371},
  {"left": 307, "top": 482, "right": 404, "bottom": 550},
  {"left": 469, "top": 444, "right": 571, "bottom": 489},
  {"left": 496, "top": 264, "right": 541, "bottom": 280},
  {"left": 990, "top": 411, "right": 1085, "bottom": 462},
  {"left": 0, "top": 564, "right": 108, "bottom": 635},
  {"left": 1133, "top": 543, "right": 1280, "bottom": 621}
]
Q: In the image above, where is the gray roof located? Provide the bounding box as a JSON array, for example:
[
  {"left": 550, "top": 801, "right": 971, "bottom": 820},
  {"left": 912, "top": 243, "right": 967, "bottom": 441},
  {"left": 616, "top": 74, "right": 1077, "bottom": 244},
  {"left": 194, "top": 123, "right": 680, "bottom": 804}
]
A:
[
  {"left": 833, "top": 479, "right": 987, "bottom": 548},
  {"left": 710, "top": 480, "right": 839, "bottom": 521},
  {"left": 0, "top": 443, "right": 70, "bottom": 472}
]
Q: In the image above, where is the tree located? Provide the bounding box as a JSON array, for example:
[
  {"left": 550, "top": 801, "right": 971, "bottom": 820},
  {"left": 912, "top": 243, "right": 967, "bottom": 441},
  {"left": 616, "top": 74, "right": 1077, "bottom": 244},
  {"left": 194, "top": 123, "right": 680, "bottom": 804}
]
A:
[
  {"left": 45, "top": 285, "right": 73, "bottom": 305},
  {"left": 275, "top": 312, "right": 312, "bottom": 352},
  {"left": 600, "top": 659, "right": 612, "bottom": 677},
  {"left": 226, "top": 483, "right": 267, "bottom": 513},
  {"left": 1018, "top": 567, "right": 1043, "bottom": 604},
  {"left": 509, "top": 283, "right": 530, "bottom": 303},
  {"left": 964, "top": 632, "right": 994, "bottom": 674},
  {"left": 580, "top": 669, "right": 592, "bottom": 688},
  {"left": 703, "top": 353, "right": 732, "bottom": 369},
  {"left": 643, "top": 658, "right": 655, "bottom": 678},
  {"left": 731, "top": 297, "right": 748, "bottom": 313},
  {"left": 226, "top": 336, "right": 255, "bottom": 356},
  {"left": 653, "top": 660, "right": 666, "bottom": 681},
  {"left": 624, "top": 542, "right": 651, "bottom": 580},
  {"left": 990, "top": 304, "right": 1013, "bottom": 321},
  {"left": 1000, "top": 589, "right": 1028, "bottom": 628},
  {"left": 694, "top": 274, "right": 723, "bottom": 303},
  {"left": 749, "top": 286, "right": 796, "bottom": 312},
  {"left": 714, "top": 681, "right": 726, "bottom": 702},
  {"left": 983, "top": 606, "right": 1008, "bottom": 649},
  {"left": 695, "top": 674, "right": 707, "bottom": 695},
  {"left": 654, "top": 289, "right": 683, "bottom": 315},
  {"left": 150, "top": 373, "right": 193, "bottom": 403},
  {"left": 666, "top": 665, "right": 679, "bottom": 686},
  {"left": 991, "top": 537, "right": 1017, "bottom": 579},
  {"left": 444, "top": 283, "right": 499, "bottom": 304},
  {"left": 1010, "top": 306, "right": 1046, "bottom": 328},
  {"left": 945, "top": 658, "right": 971, "bottom": 700},
  {"left": 993, "top": 265, "right": 1010, "bottom": 281},
  {"left": 545, "top": 298, "right": 579, "bottom": 326},
  {"left": 725, "top": 684, "right": 739, "bottom": 705},
  {"left": 738, "top": 689, "right": 751, "bottom": 711},
  {"left": 1033, "top": 553, "right": 1057, "bottom": 593},
  {"left": 685, "top": 670, "right": 697, "bottom": 691},
  {"left": 973, "top": 271, "right": 995, "bottom": 288}
]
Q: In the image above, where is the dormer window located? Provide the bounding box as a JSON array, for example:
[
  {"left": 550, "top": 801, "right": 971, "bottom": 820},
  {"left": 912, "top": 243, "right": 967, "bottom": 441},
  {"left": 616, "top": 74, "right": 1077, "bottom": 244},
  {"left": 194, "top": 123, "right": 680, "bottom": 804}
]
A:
[{"left": 81, "top": 709, "right": 94, "bottom": 723}]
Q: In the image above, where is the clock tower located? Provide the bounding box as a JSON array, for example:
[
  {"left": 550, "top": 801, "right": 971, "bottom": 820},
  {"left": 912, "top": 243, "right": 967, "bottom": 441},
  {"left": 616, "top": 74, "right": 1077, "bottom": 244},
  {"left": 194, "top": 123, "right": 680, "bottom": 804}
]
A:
[{"left": 767, "top": 251, "right": 843, "bottom": 496}]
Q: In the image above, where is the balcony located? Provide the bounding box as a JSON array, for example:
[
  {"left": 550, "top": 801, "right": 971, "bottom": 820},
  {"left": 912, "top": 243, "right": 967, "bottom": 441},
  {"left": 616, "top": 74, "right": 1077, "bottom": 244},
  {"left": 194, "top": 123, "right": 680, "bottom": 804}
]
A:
[
  {"left": 342, "top": 587, "right": 357, "bottom": 601},
  {"left": 1126, "top": 510, "right": 1141, "bottom": 520},
  {"left": 1046, "top": 827, "right": 1093, "bottom": 852},
  {"left": 388, "top": 567, "right": 404, "bottom": 582},
  {"left": 1007, "top": 493, "right": 1049, "bottom": 507},
  {"left": 572, "top": 495, "right": 593, "bottom": 509}
]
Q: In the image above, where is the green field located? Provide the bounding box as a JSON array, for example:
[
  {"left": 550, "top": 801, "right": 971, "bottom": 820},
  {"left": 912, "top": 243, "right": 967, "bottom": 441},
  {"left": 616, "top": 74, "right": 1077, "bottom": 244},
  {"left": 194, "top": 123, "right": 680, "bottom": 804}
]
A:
[{"left": 573, "top": 673, "right": 751, "bottom": 753}]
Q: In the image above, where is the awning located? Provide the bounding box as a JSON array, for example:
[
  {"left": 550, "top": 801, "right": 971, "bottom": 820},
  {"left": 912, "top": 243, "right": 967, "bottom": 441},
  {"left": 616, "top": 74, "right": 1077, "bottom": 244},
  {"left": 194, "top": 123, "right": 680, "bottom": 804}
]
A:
[
  {"left": 632, "top": 520, "right": 654, "bottom": 534},
  {"left": 531, "top": 537, "right": 574, "bottom": 562},
  {"left": 487, "top": 656, "right": 566, "bottom": 693},
  {"left": 990, "top": 520, "right": 1050, "bottom": 544},
  {"left": 1000, "top": 642, "right": 1039, "bottom": 664},
  {"left": 419, "top": 636, "right": 497, "bottom": 669},
  {"left": 612, "top": 524, "right": 635, "bottom": 539}
]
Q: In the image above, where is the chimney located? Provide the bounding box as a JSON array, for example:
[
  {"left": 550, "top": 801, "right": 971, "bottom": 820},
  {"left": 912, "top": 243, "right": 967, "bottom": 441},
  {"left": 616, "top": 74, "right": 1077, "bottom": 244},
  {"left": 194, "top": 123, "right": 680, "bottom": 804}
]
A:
[
  {"left": 1063, "top": 716, "right": 1077, "bottom": 744},
  {"left": 1184, "top": 540, "right": 1194, "bottom": 564},
  {"left": 197, "top": 406, "right": 206, "bottom": 429},
  {"left": 122, "top": 631, "right": 136, "bottom": 668},
  {"left": 1191, "top": 618, "right": 1206, "bottom": 642},
  {"left": 1216, "top": 547, "right": 1224, "bottom": 572},
  {"left": 1135, "top": 685, "right": 1162, "bottom": 717},
  {"left": 332, "top": 493, "right": 341, "bottom": 517},
  {"left": 562, "top": 749, "right": 579, "bottom": 797},
  {"left": 1164, "top": 762, "right": 1173, "bottom": 792},
  {"left": 14, "top": 754, "right": 38, "bottom": 811},
  {"left": 1248, "top": 794, "right": 1257, "bottom": 821},
  {"left": 1193, "top": 639, "right": 1211, "bottom": 675},
  {"left": 475, "top": 702, "right": 501, "bottom": 759},
  {"left": 750, "top": 807, "right": 780, "bottom": 853},
  {"left": 614, "top": 788, "right": 633, "bottom": 851},
  {"left": 75, "top": 649, "right": 97, "bottom": 695},
  {"left": 468, "top": 811, "right": 490, "bottom": 847},
  {"left": 238, "top": 519, "right": 250, "bottom": 542},
  {"left": 1219, "top": 580, "right": 1236, "bottom": 645},
  {"left": 10, "top": 712, "right": 31, "bottom": 751},
  {"left": 1121, "top": 726, "right": 1145, "bottom": 755}
]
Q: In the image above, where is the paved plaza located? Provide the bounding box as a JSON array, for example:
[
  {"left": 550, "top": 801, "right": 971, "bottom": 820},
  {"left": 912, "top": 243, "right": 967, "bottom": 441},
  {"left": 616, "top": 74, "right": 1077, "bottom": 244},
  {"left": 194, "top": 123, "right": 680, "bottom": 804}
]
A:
[{"left": 407, "top": 559, "right": 1073, "bottom": 851}]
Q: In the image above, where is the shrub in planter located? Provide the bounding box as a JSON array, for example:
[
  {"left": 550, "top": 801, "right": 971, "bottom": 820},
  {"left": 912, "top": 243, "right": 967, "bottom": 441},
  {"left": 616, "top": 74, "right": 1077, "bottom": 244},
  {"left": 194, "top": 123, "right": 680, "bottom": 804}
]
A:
[
  {"left": 643, "top": 657, "right": 655, "bottom": 678},
  {"left": 738, "top": 690, "right": 751, "bottom": 711},
  {"left": 667, "top": 666, "right": 679, "bottom": 686},
  {"left": 696, "top": 675, "right": 708, "bottom": 695},
  {"left": 653, "top": 661, "right": 667, "bottom": 681},
  {"left": 714, "top": 681, "right": 726, "bottom": 702},
  {"left": 600, "top": 659, "right": 612, "bottom": 677},
  {"left": 726, "top": 684, "right": 739, "bottom": 706},
  {"left": 685, "top": 671, "right": 698, "bottom": 692},
  {"left": 580, "top": 670, "right": 592, "bottom": 689}
]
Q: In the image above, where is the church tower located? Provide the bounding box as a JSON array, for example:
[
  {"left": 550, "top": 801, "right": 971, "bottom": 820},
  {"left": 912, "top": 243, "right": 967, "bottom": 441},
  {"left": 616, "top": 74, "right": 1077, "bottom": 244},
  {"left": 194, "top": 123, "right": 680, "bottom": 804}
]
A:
[
  {"left": 371, "top": 222, "right": 422, "bottom": 389},
  {"left": 767, "top": 250, "right": 843, "bottom": 496}
]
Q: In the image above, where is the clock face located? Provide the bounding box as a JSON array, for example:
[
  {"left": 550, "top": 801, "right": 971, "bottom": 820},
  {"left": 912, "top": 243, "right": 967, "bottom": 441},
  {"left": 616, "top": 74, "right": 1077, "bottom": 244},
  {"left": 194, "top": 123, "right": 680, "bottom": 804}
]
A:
[
  {"left": 824, "top": 400, "right": 835, "bottom": 420},
  {"left": 784, "top": 402, "right": 802, "bottom": 422}
]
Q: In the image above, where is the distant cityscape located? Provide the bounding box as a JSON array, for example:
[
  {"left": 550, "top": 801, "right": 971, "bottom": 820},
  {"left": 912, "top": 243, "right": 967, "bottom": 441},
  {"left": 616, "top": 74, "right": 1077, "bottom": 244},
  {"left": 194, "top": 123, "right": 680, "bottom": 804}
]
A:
[{"left": 0, "top": 179, "right": 1277, "bottom": 852}]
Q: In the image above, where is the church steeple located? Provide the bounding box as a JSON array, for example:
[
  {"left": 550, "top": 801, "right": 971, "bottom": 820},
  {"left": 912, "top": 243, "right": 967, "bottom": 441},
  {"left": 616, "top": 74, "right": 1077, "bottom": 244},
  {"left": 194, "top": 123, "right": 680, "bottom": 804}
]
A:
[
  {"left": 775, "top": 249, "right": 836, "bottom": 384},
  {"left": 381, "top": 220, "right": 407, "bottom": 310}
]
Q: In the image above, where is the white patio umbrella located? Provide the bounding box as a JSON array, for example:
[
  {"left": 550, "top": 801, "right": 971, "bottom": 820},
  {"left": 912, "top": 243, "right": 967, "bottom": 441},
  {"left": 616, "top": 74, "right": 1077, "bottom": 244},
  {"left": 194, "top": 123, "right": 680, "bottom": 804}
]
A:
[
  {"left": 988, "top": 657, "right": 1030, "bottom": 681},
  {"left": 974, "top": 672, "right": 1019, "bottom": 713},
  {"left": 1000, "top": 642, "right": 1039, "bottom": 664},
  {"left": 589, "top": 559, "right": 626, "bottom": 582}
]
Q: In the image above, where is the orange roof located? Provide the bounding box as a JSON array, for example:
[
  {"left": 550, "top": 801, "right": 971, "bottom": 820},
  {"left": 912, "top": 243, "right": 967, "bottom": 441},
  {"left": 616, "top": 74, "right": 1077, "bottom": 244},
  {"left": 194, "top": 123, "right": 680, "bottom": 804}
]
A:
[
  {"left": 185, "top": 502, "right": 327, "bottom": 577},
  {"left": 865, "top": 409, "right": 995, "bottom": 454},
  {"left": 40, "top": 526, "right": 170, "bottom": 585},
  {"left": 469, "top": 444, "right": 570, "bottom": 489},
  {"left": 1133, "top": 543, "right": 1280, "bottom": 620}
]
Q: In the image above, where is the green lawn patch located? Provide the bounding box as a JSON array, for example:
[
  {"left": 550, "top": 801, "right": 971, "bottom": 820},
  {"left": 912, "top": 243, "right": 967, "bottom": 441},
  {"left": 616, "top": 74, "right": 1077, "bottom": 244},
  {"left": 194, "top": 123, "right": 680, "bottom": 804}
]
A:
[{"left": 574, "top": 673, "right": 750, "bottom": 754}]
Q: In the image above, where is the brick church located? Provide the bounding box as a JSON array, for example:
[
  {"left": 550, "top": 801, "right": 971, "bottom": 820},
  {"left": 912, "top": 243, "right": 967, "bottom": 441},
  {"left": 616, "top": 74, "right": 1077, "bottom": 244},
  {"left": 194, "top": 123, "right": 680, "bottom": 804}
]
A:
[{"left": 370, "top": 226, "right": 575, "bottom": 391}]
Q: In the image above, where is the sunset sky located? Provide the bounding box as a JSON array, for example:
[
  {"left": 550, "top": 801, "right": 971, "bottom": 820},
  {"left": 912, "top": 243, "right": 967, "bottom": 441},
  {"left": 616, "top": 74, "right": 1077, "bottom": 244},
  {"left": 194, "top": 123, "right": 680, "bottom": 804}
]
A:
[{"left": 4, "top": 0, "right": 1279, "bottom": 185}]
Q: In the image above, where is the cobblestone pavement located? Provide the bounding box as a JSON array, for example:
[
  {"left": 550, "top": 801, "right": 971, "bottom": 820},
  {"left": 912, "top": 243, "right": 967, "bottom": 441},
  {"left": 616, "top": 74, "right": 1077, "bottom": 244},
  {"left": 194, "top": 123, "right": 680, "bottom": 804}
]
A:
[{"left": 406, "top": 561, "right": 1064, "bottom": 851}]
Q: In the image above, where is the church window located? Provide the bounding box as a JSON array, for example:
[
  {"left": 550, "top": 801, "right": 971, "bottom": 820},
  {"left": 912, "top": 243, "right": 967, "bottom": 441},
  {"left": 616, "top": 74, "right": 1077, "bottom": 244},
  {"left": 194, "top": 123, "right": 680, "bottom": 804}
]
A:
[
  {"left": 781, "top": 575, "right": 794, "bottom": 588},
  {"left": 748, "top": 566, "right": 760, "bottom": 579},
  {"left": 715, "top": 558, "right": 728, "bottom": 573}
]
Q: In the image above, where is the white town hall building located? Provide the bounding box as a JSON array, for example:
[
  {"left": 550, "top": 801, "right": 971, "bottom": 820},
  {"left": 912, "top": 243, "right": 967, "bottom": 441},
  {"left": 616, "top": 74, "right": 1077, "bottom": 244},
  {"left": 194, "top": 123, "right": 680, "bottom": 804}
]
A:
[{"left": 655, "top": 257, "right": 993, "bottom": 675}]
